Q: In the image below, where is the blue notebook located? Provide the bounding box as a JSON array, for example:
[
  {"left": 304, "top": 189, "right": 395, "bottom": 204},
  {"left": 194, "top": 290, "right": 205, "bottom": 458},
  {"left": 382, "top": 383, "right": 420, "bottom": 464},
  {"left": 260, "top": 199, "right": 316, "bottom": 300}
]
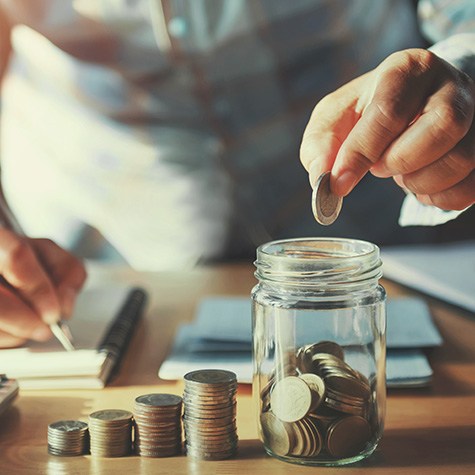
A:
[{"left": 159, "top": 297, "right": 442, "bottom": 388}]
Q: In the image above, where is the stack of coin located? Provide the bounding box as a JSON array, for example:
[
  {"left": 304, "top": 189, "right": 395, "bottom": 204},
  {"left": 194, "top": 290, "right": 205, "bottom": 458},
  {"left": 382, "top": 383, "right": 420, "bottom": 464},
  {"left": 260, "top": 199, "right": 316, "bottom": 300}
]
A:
[
  {"left": 183, "top": 369, "right": 238, "bottom": 460},
  {"left": 260, "top": 341, "right": 374, "bottom": 460},
  {"left": 311, "top": 353, "right": 370, "bottom": 418},
  {"left": 47, "top": 420, "right": 89, "bottom": 456},
  {"left": 134, "top": 393, "right": 183, "bottom": 457},
  {"left": 88, "top": 409, "right": 133, "bottom": 457}
]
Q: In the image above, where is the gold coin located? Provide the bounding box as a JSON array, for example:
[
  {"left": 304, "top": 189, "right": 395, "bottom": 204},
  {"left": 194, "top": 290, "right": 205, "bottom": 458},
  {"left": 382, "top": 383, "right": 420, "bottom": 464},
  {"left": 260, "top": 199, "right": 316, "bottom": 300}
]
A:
[
  {"left": 270, "top": 376, "right": 313, "bottom": 423},
  {"left": 324, "top": 374, "right": 371, "bottom": 400},
  {"left": 309, "top": 341, "right": 345, "bottom": 361},
  {"left": 324, "top": 396, "right": 367, "bottom": 417},
  {"left": 299, "top": 373, "right": 326, "bottom": 411},
  {"left": 289, "top": 421, "right": 306, "bottom": 456},
  {"left": 326, "top": 387, "right": 367, "bottom": 406},
  {"left": 312, "top": 171, "right": 343, "bottom": 225},
  {"left": 326, "top": 416, "right": 372, "bottom": 458},
  {"left": 311, "top": 353, "right": 354, "bottom": 374},
  {"left": 300, "top": 417, "right": 323, "bottom": 457},
  {"left": 260, "top": 412, "right": 293, "bottom": 457}
]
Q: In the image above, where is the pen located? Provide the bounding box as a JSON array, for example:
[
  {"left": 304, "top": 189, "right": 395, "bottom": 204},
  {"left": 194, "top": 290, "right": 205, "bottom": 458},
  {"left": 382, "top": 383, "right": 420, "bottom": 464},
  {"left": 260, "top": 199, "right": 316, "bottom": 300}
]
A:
[
  {"left": 50, "top": 322, "right": 75, "bottom": 352},
  {"left": 0, "top": 197, "right": 75, "bottom": 351}
]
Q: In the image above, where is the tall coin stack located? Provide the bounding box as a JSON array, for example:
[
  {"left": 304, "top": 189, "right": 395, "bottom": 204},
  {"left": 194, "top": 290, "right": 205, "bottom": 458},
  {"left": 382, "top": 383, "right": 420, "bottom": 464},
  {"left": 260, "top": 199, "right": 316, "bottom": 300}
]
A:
[
  {"left": 134, "top": 393, "right": 183, "bottom": 457},
  {"left": 183, "top": 369, "right": 238, "bottom": 460},
  {"left": 47, "top": 420, "right": 89, "bottom": 456},
  {"left": 88, "top": 409, "right": 134, "bottom": 457}
]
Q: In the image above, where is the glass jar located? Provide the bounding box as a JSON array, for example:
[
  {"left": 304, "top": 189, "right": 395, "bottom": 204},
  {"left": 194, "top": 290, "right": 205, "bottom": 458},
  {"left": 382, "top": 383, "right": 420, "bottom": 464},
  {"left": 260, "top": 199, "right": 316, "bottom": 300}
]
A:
[{"left": 252, "top": 238, "right": 386, "bottom": 466}]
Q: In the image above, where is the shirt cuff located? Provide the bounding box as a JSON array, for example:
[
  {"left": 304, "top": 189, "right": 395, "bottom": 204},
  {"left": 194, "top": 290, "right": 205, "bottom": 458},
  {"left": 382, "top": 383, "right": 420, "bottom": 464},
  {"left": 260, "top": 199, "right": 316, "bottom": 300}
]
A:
[
  {"left": 399, "top": 193, "right": 470, "bottom": 227},
  {"left": 428, "top": 33, "right": 475, "bottom": 80}
]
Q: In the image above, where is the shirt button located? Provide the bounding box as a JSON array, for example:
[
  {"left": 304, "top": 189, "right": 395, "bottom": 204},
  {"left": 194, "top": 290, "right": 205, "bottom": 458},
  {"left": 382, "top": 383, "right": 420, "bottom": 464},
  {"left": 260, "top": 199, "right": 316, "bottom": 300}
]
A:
[{"left": 168, "top": 17, "right": 188, "bottom": 38}]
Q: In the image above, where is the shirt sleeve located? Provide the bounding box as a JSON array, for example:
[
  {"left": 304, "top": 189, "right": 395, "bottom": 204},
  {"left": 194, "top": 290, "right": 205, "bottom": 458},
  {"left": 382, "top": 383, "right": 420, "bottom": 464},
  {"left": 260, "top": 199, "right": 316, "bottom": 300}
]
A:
[{"left": 418, "top": 0, "right": 475, "bottom": 80}]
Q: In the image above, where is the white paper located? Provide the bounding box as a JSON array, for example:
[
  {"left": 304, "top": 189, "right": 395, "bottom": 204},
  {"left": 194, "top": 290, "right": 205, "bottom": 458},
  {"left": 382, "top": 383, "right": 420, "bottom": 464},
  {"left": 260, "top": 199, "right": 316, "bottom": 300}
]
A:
[
  {"left": 0, "top": 285, "right": 130, "bottom": 388},
  {"left": 382, "top": 241, "right": 475, "bottom": 313}
]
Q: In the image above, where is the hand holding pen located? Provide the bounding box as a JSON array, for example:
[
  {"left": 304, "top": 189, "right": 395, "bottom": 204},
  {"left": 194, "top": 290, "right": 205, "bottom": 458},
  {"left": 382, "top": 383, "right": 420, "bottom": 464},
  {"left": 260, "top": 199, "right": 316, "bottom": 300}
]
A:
[{"left": 0, "top": 202, "right": 86, "bottom": 350}]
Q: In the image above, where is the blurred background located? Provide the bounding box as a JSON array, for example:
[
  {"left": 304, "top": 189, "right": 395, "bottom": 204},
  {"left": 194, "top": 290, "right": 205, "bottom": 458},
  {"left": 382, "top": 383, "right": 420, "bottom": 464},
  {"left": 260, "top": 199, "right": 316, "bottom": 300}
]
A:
[{"left": 0, "top": 0, "right": 473, "bottom": 270}]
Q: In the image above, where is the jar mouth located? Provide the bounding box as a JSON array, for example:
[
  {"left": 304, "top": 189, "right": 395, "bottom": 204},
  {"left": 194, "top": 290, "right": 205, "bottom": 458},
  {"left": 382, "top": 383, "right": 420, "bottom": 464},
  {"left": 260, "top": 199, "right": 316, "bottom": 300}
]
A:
[{"left": 255, "top": 238, "right": 382, "bottom": 287}]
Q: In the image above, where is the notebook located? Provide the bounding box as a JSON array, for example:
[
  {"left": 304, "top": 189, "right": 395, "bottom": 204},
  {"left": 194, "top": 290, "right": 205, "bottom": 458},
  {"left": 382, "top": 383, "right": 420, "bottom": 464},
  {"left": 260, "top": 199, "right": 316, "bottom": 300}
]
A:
[
  {"left": 382, "top": 240, "right": 475, "bottom": 313},
  {"left": 159, "top": 296, "right": 442, "bottom": 388},
  {"left": 0, "top": 286, "right": 147, "bottom": 390}
]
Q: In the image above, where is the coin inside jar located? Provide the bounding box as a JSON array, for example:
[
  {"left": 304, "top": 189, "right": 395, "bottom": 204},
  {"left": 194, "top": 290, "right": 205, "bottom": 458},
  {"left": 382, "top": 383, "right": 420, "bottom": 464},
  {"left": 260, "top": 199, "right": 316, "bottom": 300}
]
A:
[
  {"left": 260, "top": 412, "right": 293, "bottom": 457},
  {"left": 312, "top": 171, "right": 343, "bottom": 225},
  {"left": 270, "top": 376, "right": 313, "bottom": 423},
  {"left": 326, "top": 416, "right": 371, "bottom": 458},
  {"left": 299, "top": 373, "right": 326, "bottom": 411}
]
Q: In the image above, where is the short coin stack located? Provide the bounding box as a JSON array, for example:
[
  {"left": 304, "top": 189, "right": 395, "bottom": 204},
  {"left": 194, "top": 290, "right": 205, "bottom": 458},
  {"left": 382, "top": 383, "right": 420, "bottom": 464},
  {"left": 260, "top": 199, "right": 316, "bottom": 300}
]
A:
[
  {"left": 260, "top": 341, "right": 374, "bottom": 460},
  {"left": 183, "top": 369, "right": 238, "bottom": 460},
  {"left": 134, "top": 393, "right": 183, "bottom": 457},
  {"left": 88, "top": 409, "right": 134, "bottom": 457},
  {"left": 47, "top": 420, "right": 89, "bottom": 456}
]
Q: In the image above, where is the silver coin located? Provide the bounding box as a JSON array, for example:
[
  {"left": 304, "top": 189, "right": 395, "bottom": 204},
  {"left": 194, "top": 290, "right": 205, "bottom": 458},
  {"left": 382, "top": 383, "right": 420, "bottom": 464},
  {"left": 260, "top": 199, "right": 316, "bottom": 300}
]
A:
[
  {"left": 135, "top": 394, "right": 182, "bottom": 408},
  {"left": 312, "top": 171, "right": 343, "bottom": 225},
  {"left": 184, "top": 369, "right": 237, "bottom": 386},
  {"left": 89, "top": 409, "right": 133, "bottom": 422},
  {"left": 47, "top": 420, "right": 90, "bottom": 457},
  {"left": 48, "top": 420, "right": 88, "bottom": 433}
]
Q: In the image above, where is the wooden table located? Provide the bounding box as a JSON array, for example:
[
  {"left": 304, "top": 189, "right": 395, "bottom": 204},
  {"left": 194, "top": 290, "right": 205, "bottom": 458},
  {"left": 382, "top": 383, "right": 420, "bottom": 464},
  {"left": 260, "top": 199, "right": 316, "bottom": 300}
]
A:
[{"left": 1, "top": 262, "right": 474, "bottom": 474}]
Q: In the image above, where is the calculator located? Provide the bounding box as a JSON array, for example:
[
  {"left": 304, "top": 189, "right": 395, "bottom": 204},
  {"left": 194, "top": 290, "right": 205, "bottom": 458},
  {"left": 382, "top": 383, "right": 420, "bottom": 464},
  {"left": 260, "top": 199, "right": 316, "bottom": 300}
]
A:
[{"left": 0, "top": 375, "right": 19, "bottom": 416}]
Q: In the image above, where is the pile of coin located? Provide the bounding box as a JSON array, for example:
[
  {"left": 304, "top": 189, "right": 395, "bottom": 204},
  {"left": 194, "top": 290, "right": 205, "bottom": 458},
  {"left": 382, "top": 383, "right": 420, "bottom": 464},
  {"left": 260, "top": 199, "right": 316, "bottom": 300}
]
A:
[
  {"left": 47, "top": 420, "right": 89, "bottom": 456},
  {"left": 134, "top": 393, "right": 183, "bottom": 457},
  {"left": 183, "top": 369, "right": 238, "bottom": 460},
  {"left": 260, "top": 341, "right": 374, "bottom": 460},
  {"left": 88, "top": 409, "right": 134, "bottom": 457}
]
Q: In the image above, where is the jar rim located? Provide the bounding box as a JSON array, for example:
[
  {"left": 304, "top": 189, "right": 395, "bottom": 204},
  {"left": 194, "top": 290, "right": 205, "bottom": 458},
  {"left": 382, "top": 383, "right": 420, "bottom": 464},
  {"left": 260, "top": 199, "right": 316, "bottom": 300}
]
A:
[
  {"left": 257, "top": 237, "right": 378, "bottom": 262},
  {"left": 255, "top": 237, "right": 382, "bottom": 287}
]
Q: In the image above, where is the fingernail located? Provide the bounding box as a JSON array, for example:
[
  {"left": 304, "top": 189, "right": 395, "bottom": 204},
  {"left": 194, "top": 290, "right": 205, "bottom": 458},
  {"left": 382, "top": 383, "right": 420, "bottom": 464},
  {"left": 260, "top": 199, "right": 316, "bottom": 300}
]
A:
[
  {"left": 371, "top": 163, "right": 391, "bottom": 178},
  {"left": 308, "top": 161, "right": 326, "bottom": 188},
  {"left": 32, "top": 326, "right": 52, "bottom": 341},
  {"left": 44, "top": 311, "right": 60, "bottom": 325},
  {"left": 417, "top": 194, "right": 433, "bottom": 206},
  {"left": 393, "top": 175, "right": 405, "bottom": 187},
  {"left": 334, "top": 170, "right": 359, "bottom": 197}
]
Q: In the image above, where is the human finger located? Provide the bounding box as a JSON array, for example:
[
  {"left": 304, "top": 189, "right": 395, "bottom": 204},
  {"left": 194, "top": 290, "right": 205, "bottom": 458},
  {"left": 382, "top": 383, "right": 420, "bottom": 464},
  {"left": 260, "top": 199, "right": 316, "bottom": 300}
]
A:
[
  {"left": 416, "top": 171, "right": 475, "bottom": 210},
  {"left": 0, "top": 285, "right": 52, "bottom": 341},
  {"left": 300, "top": 75, "right": 367, "bottom": 188},
  {"left": 0, "top": 329, "right": 27, "bottom": 348},
  {"left": 331, "top": 49, "right": 437, "bottom": 196},
  {"left": 397, "top": 136, "right": 474, "bottom": 195},
  {"left": 0, "top": 229, "right": 61, "bottom": 324},
  {"left": 371, "top": 69, "right": 474, "bottom": 177},
  {"left": 30, "top": 238, "right": 87, "bottom": 318}
]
